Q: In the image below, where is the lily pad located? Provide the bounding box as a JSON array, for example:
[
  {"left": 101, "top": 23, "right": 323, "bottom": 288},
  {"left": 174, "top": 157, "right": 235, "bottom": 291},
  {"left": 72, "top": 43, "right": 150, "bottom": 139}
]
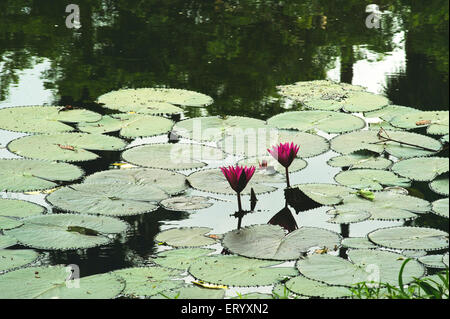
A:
[
  {"left": 187, "top": 168, "right": 284, "bottom": 195},
  {"left": 0, "top": 159, "right": 84, "bottom": 192},
  {"left": 0, "top": 199, "right": 46, "bottom": 218},
  {"left": 122, "top": 143, "right": 226, "bottom": 170},
  {"left": 297, "top": 249, "right": 425, "bottom": 287},
  {"left": 327, "top": 152, "right": 392, "bottom": 170},
  {"left": 78, "top": 114, "right": 174, "bottom": 138},
  {"left": 286, "top": 275, "right": 352, "bottom": 299},
  {"left": 341, "top": 237, "right": 377, "bottom": 250},
  {"left": 418, "top": 254, "right": 447, "bottom": 269},
  {"left": 0, "top": 266, "right": 124, "bottom": 299},
  {"left": 293, "top": 183, "right": 355, "bottom": 206},
  {"left": 188, "top": 255, "right": 298, "bottom": 287},
  {"left": 390, "top": 111, "right": 449, "bottom": 135},
  {"left": 112, "top": 267, "right": 184, "bottom": 297},
  {"left": 368, "top": 226, "right": 449, "bottom": 251},
  {"left": 326, "top": 209, "right": 371, "bottom": 224},
  {"left": 222, "top": 224, "right": 342, "bottom": 261},
  {"left": 432, "top": 198, "right": 449, "bottom": 219},
  {"left": 5, "top": 214, "right": 128, "bottom": 250},
  {"left": 0, "top": 106, "right": 101, "bottom": 134},
  {"left": 155, "top": 227, "right": 217, "bottom": 248},
  {"left": 152, "top": 286, "right": 225, "bottom": 299},
  {"left": 365, "top": 105, "right": 420, "bottom": 121},
  {"left": 330, "top": 130, "right": 442, "bottom": 159},
  {"left": 0, "top": 217, "right": 23, "bottom": 230},
  {"left": 98, "top": 88, "right": 213, "bottom": 109},
  {"left": 267, "top": 111, "right": 366, "bottom": 134},
  {"left": 334, "top": 169, "right": 411, "bottom": 190},
  {"left": 429, "top": 177, "right": 449, "bottom": 196},
  {"left": 392, "top": 157, "right": 449, "bottom": 181},
  {"left": 0, "top": 235, "right": 18, "bottom": 249},
  {"left": 0, "top": 249, "right": 40, "bottom": 272},
  {"left": 305, "top": 91, "right": 389, "bottom": 113},
  {"left": 151, "top": 248, "right": 215, "bottom": 270},
  {"left": 160, "top": 196, "right": 213, "bottom": 211},
  {"left": 444, "top": 253, "right": 449, "bottom": 268},
  {"left": 7, "top": 133, "right": 127, "bottom": 162}
]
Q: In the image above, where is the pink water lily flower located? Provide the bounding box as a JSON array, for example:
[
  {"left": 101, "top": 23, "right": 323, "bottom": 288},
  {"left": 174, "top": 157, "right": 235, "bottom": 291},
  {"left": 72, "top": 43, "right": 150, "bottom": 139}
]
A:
[
  {"left": 220, "top": 165, "right": 256, "bottom": 194},
  {"left": 267, "top": 142, "right": 300, "bottom": 187}
]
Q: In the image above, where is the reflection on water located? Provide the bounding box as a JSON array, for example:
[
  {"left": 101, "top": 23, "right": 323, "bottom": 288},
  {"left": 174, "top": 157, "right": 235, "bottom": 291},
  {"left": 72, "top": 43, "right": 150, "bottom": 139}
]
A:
[{"left": 0, "top": 0, "right": 448, "bottom": 280}]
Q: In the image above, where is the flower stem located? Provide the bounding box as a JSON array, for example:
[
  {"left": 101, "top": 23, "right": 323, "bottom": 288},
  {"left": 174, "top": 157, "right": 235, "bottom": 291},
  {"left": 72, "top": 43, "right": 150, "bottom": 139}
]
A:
[
  {"left": 237, "top": 192, "right": 243, "bottom": 229},
  {"left": 285, "top": 167, "right": 291, "bottom": 188}
]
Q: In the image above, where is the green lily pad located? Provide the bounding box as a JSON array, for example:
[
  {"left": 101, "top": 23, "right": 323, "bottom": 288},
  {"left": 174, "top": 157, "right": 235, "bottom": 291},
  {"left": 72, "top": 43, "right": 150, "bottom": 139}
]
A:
[
  {"left": 7, "top": 133, "right": 127, "bottom": 162},
  {"left": 286, "top": 276, "right": 352, "bottom": 299},
  {"left": 341, "top": 237, "right": 377, "bottom": 249},
  {"left": 98, "top": 88, "right": 213, "bottom": 109},
  {"left": 122, "top": 143, "right": 226, "bottom": 170},
  {"left": 0, "top": 159, "right": 84, "bottom": 192},
  {"left": 152, "top": 286, "right": 226, "bottom": 299},
  {"left": 429, "top": 177, "right": 449, "bottom": 196},
  {"left": 326, "top": 208, "right": 371, "bottom": 224},
  {"left": 0, "top": 249, "right": 40, "bottom": 272},
  {"left": 0, "top": 266, "right": 124, "bottom": 299},
  {"left": 418, "top": 254, "right": 447, "bottom": 269},
  {"left": 365, "top": 105, "right": 420, "bottom": 121},
  {"left": 267, "top": 111, "right": 366, "bottom": 134},
  {"left": 222, "top": 224, "right": 342, "bottom": 261},
  {"left": 368, "top": 226, "right": 449, "bottom": 251},
  {"left": 305, "top": 91, "right": 389, "bottom": 113},
  {"left": 330, "top": 130, "right": 442, "bottom": 159},
  {"left": 327, "top": 152, "right": 392, "bottom": 170},
  {"left": 0, "top": 235, "right": 18, "bottom": 249},
  {"left": 232, "top": 292, "right": 274, "bottom": 299},
  {"left": 187, "top": 168, "right": 284, "bottom": 195},
  {"left": 155, "top": 227, "right": 217, "bottom": 248},
  {"left": 151, "top": 248, "right": 215, "bottom": 270},
  {"left": 112, "top": 267, "right": 184, "bottom": 297},
  {"left": 293, "top": 183, "right": 355, "bottom": 206},
  {"left": 0, "top": 106, "right": 101, "bottom": 134},
  {"left": 0, "top": 217, "right": 23, "bottom": 230},
  {"left": 189, "top": 255, "right": 298, "bottom": 287},
  {"left": 6, "top": 214, "right": 128, "bottom": 250},
  {"left": 297, "top": 249, "right": 425, "bottom": 287},
  {"left": 160, "top": 196, "right": 213, "bottom": 211},
  {"left": 392, "top": 157, "right": 449, "bottom": 181},
  {"left": 432, "top": 198, "right": 449, "bottom": 219},
  {"left": 0, "top": 199, "right": 46, "bottom": 218},
  {"left": 78, "top": 114, "right": 174, "bottom": 138},
  {"left": 334, "top": 169, "right": 411, "bottom": 191},
  {"left": 444, "top": 253, "right": 449, "bottom": 268},
  {"left": 390, "top": 111, "right": 449, "bottom": 135}
]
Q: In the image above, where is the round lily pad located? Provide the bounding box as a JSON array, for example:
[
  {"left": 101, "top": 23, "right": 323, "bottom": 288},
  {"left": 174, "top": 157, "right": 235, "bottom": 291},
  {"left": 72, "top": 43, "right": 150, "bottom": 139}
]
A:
[
  {"left": 98, "top": 88, "right": 213, "bottom": 109},
  {"left": 160, "top": 196, "right": 213, "bottom": 211},
  {"left": 330, "top": 130, "right": 442, "bottom": 159},
  {"left": 432, "top": 198, "right": 449, "bottom": 219},
  {"left": 0, "top": 159, "right": 84, "bottom": 192},
  {"left": 368, "top": 226, "right": 449, "bottom": 251},
  {"left": 334, "top": 169, "right": 411, "bottom": 190},
  {"left": 0, "top": 217, "right": 23, "bottom": 230},
  {"left": 418, "top": 254, "right": 447, "bottom": 269},
  {"left": 392, "top": 157, "right": 449, "bottom": 182},
  {"left": 267, "top": 111, "right": 366, "bottom": 134},
  {"left": 365, "top": 105, "right": 420, "bottom": 122},
  {"left": 6, "top": 214, "right": 129, "bottom": 250},
  {"left": 151, "top": 248, "right": 215, "bottom": 270},
  {"left": 293, "top": 183, "right": 355, "bottom": 206},
  {"left": 78, "top": 114, "right": 174, "bottom": 138},
  {"left": 122, "top": 143, "right": 226, "bottom": 170},
  {"left": 341, "top": 237, "right": 377, "bottom": 250},
  {"left": 305, "top": 91, "right": 389, "bottom": 113},
  {"left": 187, "top": 168, "right": 284, "bottom": 195},
  {"left": 0, "top": 199, "right": 46, "bottom": 218},
  {"left": 286, "top": 275, "right": 352, "bottom": 299},
  {"left": 0, "top": 235, "right": 18, "bottom": 249},
  {"left": 390, "top": 111, "right": 449, "bottom": 135},
  {"left": 239, "top": 156, "right": 307, "bottom": 174},
  {"left": 429, "top": 177, "right": 449, "bottom": 196},
  {"left": 222, "top": 224, "right": 342, "bottom": 261},
  {"left": 7, "top": 133, "right": 127, "bottom": 162},
  {"left": 297, "top": 249, "right": 425, "bottom": 287},
  {"left": 112, "top": 267, "right": 184, "bottom": 297},
  {"left": 326, "top": 208, "right": 371, "bottom": 224},
  {"left": 327, "top": 152, "right": 392, "bottom": 170},
  {"left": 0, "top": 266, "right": 124, "bottom": 299},
  {"left": 151, "top": 286, "right": 226, "bottom": 299},
  {"left": 155, "top": 227, "right": 217, "bottom": 248},
  {"left": 0, "top": 249, "right": 40, "bottom": 272},
  {"left": 443, "top": 253, "right": 449, "bottom": 268},
  {"left": 0, "top": 106, "right": 101, "bottom": 134},
  {"left": 188, "top": 255, "right": 298, "bottom": 287}
]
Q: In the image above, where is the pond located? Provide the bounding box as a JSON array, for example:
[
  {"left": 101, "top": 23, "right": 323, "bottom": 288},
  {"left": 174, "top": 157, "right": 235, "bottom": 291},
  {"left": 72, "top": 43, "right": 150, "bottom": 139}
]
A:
[{"left": 0, "top": 0, "right": 448, "bottom": 299}]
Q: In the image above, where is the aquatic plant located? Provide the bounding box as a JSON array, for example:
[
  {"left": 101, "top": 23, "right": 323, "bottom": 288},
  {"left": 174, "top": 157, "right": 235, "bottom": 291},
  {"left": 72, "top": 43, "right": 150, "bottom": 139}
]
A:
[{"left": 267, "top": 142, "right": 300, "bottom": 188}]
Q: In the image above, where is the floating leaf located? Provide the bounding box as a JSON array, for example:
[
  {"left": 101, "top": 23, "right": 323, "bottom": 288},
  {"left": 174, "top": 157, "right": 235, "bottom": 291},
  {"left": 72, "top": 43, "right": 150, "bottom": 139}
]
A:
[
  {"left": 444, "top": 253, "right": 449, "bottom": 268},
  {"left": 112, "top": 267, "right": 184, "bottom": 297},
  {"left": 151, "top": 286, "right": 225, "bottom": 299},
  {"left": 8, "top": 133, "right": 127, "bottom": 162},
  {"left": 151, "top": 248, "right": 215, "bottom": 270},
  {"left": 365, "top": 105, "right": 420, "bottom": 121},
  {"left": 122, "top": 143, "right": 226, "bottom": 170},
  {"left": 222, "top": 224, "right": 342, "bottom": 261},
  {"left": 0, "top": 266, "right": 124, "bottom": 299},
  {"left": 368, "top": 226, "right": 449, "bottom": 251},
  {"left": 0, "top": 199, "right": 45, "bottom": 219},
  {"left": 267, "top": 111, "right": 366, "bottom": 134},
  {"left": 305, "top": 91, "right": 389, "bottom": 113},
  {"left": 293, "top": 183, "right": 355, "bottom": 206},
  {"left": 160, "top": 196, "right": 213, "bottom": 211},
  {"left": 0, "top": 106, "right": 101, "bottom": 134},
  {"left": 0, "top": 249, "right": 40, "bottom": 272},
  {"left": 6, "top": 214, "right": 128, "bottom": 250},
  {"left": 0, "top": 235, "right": 17, "bottom": 249},
  {"left": 231, "top": 292, "right": 273, "bottom": 299},
  {"left": 155, "top": 227, "right": 217, "bottom": 248},
  {"left": 390, "top": 111, "right": 449, "bottom": 135},
  {"left": 330, "top": 130, "right": 442, "bottom": 159},
  {"left": 0, "top": 217, "right": 23, "bottom": 230},
  {"left": 418, "top": 254, "right": 447, "bottom": 269},
  {"left": 98, "top": 88, "right": 213, "bottom": 109},
  {"left": 334, "top": 169, "right": 411, "bottom": 191},
  {"left": 187, "top": 168, "right": 284, "bottom": 195},
  {"left": 286, "top": 276, "right": 352, "bottom": 299},
  {"left": 188, "top": 255, "right": 298, "bottom": 287},
  {"left": 326, "top": 208, "right": 371, "bottom": 224},
  {"left": 0, "top": 159, "right": 84, "bottom": 192},
  {"left": 297, "top": 249, "right": 425, "bottom": 287},
  {"left": 429, "top": 177, "right": 449, "bottom": 196},
  {"left": 432, "top": 198, "right": 449, "bottom": 219},
  {"left": 78, "top": 114, "right": 174, "bottom": 138},
  {"left": 392, "top": 157, "right": 449, "bottom": 181},
  {"left": 327, "top": 152, "right": 392, "bottom": 170},
  {"left": 341, "top": 237, "right": 377, "bottom": 249}
]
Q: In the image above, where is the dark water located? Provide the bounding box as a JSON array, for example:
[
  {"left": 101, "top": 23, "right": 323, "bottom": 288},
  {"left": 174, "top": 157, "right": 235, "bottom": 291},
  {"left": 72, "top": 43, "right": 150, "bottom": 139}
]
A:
[{"left": 0, "top": 0, "right": 449, "bottom": 281}]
